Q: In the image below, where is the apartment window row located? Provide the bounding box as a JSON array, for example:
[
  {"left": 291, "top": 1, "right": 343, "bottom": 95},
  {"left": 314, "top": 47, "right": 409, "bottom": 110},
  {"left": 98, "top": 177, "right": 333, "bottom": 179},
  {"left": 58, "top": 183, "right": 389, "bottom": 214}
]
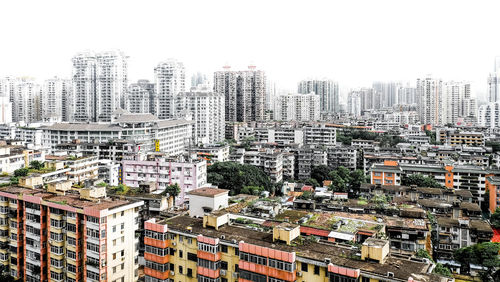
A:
[
  {"left": 145, "top": 260, "right": 171, "bottom": 272},
  {"left": 145, "top": 229, "right": 169, "bottom": 240},
  {"left": 26, "top": 225, "right": 40, "bottom": 235},
  {"left": 87, "top": 228, "right": 100, "bottom": 239},
  {"left": 51, "top": 219, "right": 64, "bottom": 228},
  {"left": 198, "top": 242, "right": 219, "bottom": 254},
  {"left": 197, "top": 258, "right": 220, "bottom": 270},
  {"left": 269, "top": 278, "right": 287, "bottom": 282},
  {"left": 239, "top": 252, "right": 267, "bottom": 266},
  {"left": 51, "top": 245, "right": 64, "bottom": 255},
  {"left": 145, "top": 276, "right": 173, "bottom": 282},
  {"left": 268, "top": 258, "right": 295, "bottom": 272},
  {"left": 197, "top": 275, "right": 221, "bottom": 282},
  {"left": 329, "top": 273, "right": 358, "bottom": 282},
  {"left": 26, "top": 213, "right": 40, "bottom": 223},
  {"left": 87, "top": 242, "right": 100, "bottom": 253},
  {"left": 50, "top": 271, "right": 64, "bottom": 281},
  {"left": 145, "top": 245, "right": 171, "bottom": 257},
  {"left": 239, "top": 270, "right": 267, "bottom": 282},
  {"left": 50, "top": 258, "right": 64, "bottom": 268}
]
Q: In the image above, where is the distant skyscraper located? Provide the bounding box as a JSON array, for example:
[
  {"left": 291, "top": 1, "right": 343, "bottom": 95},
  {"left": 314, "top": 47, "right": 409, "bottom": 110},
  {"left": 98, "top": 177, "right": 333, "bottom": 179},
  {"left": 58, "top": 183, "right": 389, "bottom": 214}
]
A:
[
  {"left": 488, "top": 56, "right": 500, "bottom": 102},
  {"left": 347, "top": 88, "right": 374, "bottom": 116},
  {"left": 191, "top": 72, "right": 207, "bottom": 88},
  {"left": 298, "top": 79, "right": 339, "bottom": 113},
  {"left": 214, "top": 65, "right": 266, "bottom": 122},
  {"left": 478, "top": 102, "right": 500, "bottom": 128},
  {"left": 11, "top": 78, "right": 41, "bottom": 123},
  {"left": 274, "top": 93, "right": 320, "bottom": 121},
  {"left": 154, "top": 59, "right": 186, "bottom": 119},
  {"left": 0, "top": 78, "right": 14, "bottom": 123},
  {"left": 41, "top": 77, "right": 72, "bottom": 122},
  {"left": 397, "top": 85, "right": 417, "bottom": 105},
  {"left": 125, "top": 80, "right": 155, "bottom": 114},
  {"left": 373, "top": 82, "right": 401, "bottom": 108},
  {"left": 417, "top": 76, "right": 444, "bottom": 126},
  {"left": 72, "top": 50, "right": 128, "bottom": 122}
]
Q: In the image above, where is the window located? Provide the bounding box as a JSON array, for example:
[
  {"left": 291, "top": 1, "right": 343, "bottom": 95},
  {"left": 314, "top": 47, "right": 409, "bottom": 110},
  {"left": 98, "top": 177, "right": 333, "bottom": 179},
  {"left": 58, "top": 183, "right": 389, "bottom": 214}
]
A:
[
  {"left": 188, "top": 252, "right": 197, "bottom": 261},
  {"left": 240, "top": 270, "right": 266, "bottom": 282},
  {"left": 113, "top": 225, "right": 117, "bottom": 232},
  {"left": 179, "top": 250, "right": 183, "bottom": 258},
  {"left": 121, "top": 223, "right": 125, "bottom": 230},
  {"left": 67, "top": 263, "right": 76, "bottom": 273},
  {"left": 50, "top": 245, "right": 63, "bottom": 255},
  {"left": 240, "top": 252, "right": 268, "bottom": 266},
  {"left": 198, "top": 242, "right": 218, "bottom": 253},
  {"left": 67, "top": 250, "right": 76, "bottom": 260},
  {"left": 87, "top": 242, "right": 100, "bottom": 253},
  {"left": 301, "top": 262, "right": 308, "bottom": 272},
  {"left": 66, "top": 223, "right": 76, "bottom": 233},
  {"left": 268, "top": 258, "right": 294, "bottom": 271},
  {"left": 197, "top": 258, "right": 220, "bottom": 270},
  {"left": 220, "top": 261, "right": 228, "bottom": 270},
  {"left": 179, "top": 265, "right": 183, "bottom": 274},
  {"left": 221, "top": 245, "right": 228, "bottom": 253},
  {"left": 314, "top": 265, "right": 320, "bottom": 275},
  {"left": 187, "top": 268, "right": 193, "bottom": 277},
  {"left": 87, "top": 216, "right": 99, "bottom": 224}
]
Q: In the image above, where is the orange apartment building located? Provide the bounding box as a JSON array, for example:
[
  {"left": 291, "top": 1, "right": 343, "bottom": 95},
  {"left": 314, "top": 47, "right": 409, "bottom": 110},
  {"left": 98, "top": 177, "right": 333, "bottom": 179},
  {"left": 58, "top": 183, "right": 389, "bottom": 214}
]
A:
[
  {"left": 0, "top": 183, "right": 142, "bottom": 282},
  {"left": 370, "top": 160, "right": 499, "bottom": 204}
]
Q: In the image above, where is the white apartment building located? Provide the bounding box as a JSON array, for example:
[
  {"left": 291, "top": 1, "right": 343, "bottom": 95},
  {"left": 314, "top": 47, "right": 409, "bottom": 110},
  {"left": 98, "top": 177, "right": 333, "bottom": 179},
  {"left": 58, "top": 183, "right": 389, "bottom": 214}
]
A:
[
  {"left": 214, "top": 65, "right": 266, "bottom": 122},
  {"left": 442, "top": 81, "right": 476, "bottom": 125},
  {"left": 175, "top": 90, "right": 225, "bottom": 144},
  {"left": 42, "top": 112, "right": 193, "bottom": 156},
  {"left": 154, "top": 59, "right": 185, "bottom": 119},
  {"left": 274, "top": 93, "right": 320, "bottom": 122},
  {"left": 9, "top": 78, "right": 41, "bottom": 123},
  {"left": 298, "top": 79, "right": 339, "bottom": 112},
  {"left": 125, "top": 80, "right": 155, "bottom": 114},
  {"left": 478, "top": 101, "right": 500, "bottom": 128},
  {"left": 41, "top": 77, "right": 72, "bottom": 122},
  {"left": 0, "top": 96, "right": 12, "bottom": 124},
  {"left": 417, "top": 76, "right": 444, "bottom": 126},
  {"left": 72, "top": 50, "right": 128, "bottom": 122}
]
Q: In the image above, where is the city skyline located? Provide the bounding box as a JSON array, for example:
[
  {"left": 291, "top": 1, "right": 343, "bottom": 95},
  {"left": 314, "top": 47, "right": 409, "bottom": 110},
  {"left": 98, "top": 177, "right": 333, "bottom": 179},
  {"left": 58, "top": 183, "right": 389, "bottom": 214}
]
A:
[{"left": 1, "top": 1, "right": 500, "bottom": 101}]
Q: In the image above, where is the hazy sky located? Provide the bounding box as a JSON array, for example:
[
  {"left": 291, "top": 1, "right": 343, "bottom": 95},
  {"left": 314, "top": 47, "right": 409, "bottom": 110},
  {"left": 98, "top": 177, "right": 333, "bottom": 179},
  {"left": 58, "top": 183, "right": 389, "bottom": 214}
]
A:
[{"left": 1, "top": 0, "right": 499, "bottom": 101}]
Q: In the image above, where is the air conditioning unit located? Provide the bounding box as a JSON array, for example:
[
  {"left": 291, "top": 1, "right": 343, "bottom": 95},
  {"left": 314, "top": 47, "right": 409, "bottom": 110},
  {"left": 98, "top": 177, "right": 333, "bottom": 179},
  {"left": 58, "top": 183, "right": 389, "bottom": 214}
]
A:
[
  {"left": 170, "top": 270, "right": 175, "bottom": 276},
  {"left": 232, "top": 272, "right": 239, "bottom": 278},
  {"left": 220, "top": 270, "right": 226, "bottom": 276},
  {"left": 387, "top": 272, "right": 394, "bottom": 278},
  {"left": 220, "top": 235, "right": 225, "bottom": 240},
  {"left": 297, "top": 272, "right": 303, "bottom": 277}
]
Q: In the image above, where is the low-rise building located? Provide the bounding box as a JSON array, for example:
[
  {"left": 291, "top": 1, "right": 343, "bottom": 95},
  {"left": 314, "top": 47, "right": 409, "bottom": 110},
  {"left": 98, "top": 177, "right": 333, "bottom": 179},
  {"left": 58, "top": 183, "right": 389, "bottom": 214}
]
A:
[{"left": 121, "top": 153, "right": 207, "bottom": 205}]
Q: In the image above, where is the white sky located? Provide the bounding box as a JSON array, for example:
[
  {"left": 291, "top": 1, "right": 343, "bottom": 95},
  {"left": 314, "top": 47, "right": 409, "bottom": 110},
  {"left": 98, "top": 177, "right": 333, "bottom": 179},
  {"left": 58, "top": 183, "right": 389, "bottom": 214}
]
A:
[{"left": 1, "top": 0, "right": 499, "bottom": 101}]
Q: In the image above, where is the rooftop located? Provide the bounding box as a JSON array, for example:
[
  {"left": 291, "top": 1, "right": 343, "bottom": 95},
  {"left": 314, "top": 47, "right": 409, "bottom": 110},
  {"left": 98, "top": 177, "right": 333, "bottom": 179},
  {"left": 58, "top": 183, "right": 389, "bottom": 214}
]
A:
[
  {"left": 163, "top": 215, "right": 430, "bottom": 280},
  {"left": 187, "top": 187, "right": 229, "bottom": 197}
]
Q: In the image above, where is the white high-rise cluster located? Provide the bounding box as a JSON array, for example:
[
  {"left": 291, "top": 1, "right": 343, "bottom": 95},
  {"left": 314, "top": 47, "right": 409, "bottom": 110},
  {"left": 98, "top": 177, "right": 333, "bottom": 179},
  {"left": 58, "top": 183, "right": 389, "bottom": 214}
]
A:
[
  {"left": 417, "top": 76, "right": 476, "bottom": 126},
  {"left": 72, "top": 50, "right": 128, "bottom": 122},
  {"left": 274, "top": 93, "right": 320, "bottom": 121}
]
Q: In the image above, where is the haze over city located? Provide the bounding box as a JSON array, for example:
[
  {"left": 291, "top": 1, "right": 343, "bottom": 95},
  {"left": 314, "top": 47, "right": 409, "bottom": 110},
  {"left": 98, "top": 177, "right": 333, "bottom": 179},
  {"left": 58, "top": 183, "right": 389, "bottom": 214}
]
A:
[{"left": 1, "top": 0, "right": 500, "bottom": 100}]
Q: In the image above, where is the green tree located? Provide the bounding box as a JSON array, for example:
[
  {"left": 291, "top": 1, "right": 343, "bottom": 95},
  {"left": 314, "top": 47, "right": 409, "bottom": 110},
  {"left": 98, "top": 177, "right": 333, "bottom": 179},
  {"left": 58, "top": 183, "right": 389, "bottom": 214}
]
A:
[
  {"left": 164, "top": 183, "right": 181, "bottom": 198},
  {"left": 304, "top": 178, "right": 320, "bottom": 188},
  {"left": 490, "top": 208, "right": 500, "bottom": 229},
  {"left": 454, "top": 242, "right": 500, "bottom": 280},
  {"left": 29, "top": 160, "right": 44, "bottom": 170},
  {"left": 241, "top": 186, "right": 264, "bottom": 196},
  {"left": 433, "top": 263, "right": 452, "bottom": 277},
  {"left": 401, "top": 174, "right": 442, "bottom": 188},
  {"left": 299, "top": 191, "right": 314, "bottom": 200},
  {"left": 328, "top": 171, "right": 348, "bottom": 192},
  {"left": 416, "top": 249, "right": 433, "bottom": 261},
  {"left": 207, "top": 162, "right": 272, "bottom": 195},
  {"left": 13, "top": 168, "right": 29, "bottom": 177},
  {"left": 311, "top": 165, "right": 330, "bottom": 184},
  {"left": 349, "top": 169, "right": 367, "bottom": 195}
]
